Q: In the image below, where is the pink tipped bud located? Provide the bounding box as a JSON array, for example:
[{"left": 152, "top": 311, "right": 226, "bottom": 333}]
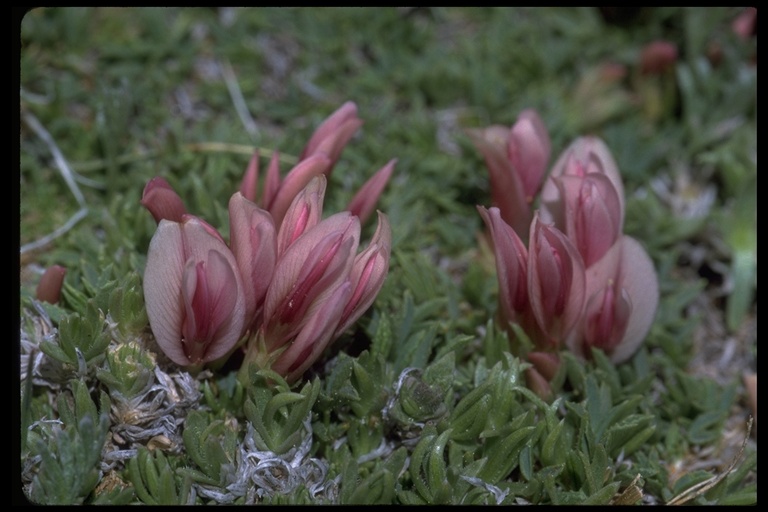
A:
[
  {"left": 334, "top": 211, "right": 391, "bottom": 336},
  {"left": 266, "top": 153, "right": 331, "bottom": 228},
  {"left": 262, "top": 151, "right": 282, "bottom": 210},
  {"left": 525, "top": 365, "right": 554, "bottom": 402},
  {"left": 36, "top": 265, "right": 66, "bottom": 304},
  {"left": 468, "top": 125, "right": 531, "bottom": 239},
  {"left": 469, "top": 109, "right": 551, "bottom": 241},
  {"left": 527, "top": 351, "right": 561, "bottom": 382},
  {"left": 276, "top": 176, "right": 326, "bottom": 258},
  {"left": 229, "top": 192, "right": 278, "bottom": 330},
  {"left": 509, "top": 109, "right": 551, "bottom": 202},
  {"left": 732, "top": 7, "right": 756, "bottom": 41},
  {"left": 239, "top": 151, "right": 260, "bottom": 203},
  {"left": 300, "top": 101, "right": 364, "bottom": 177},
  {"left": 346, "top": 159, "right": 396, "bottom": 225},
  {"left": 478, "top": 206, "right": 529, "bottom": 325},
  {"left": 527, "top": 214, "right": 586, "bottom": 348},
  {"left": 140, "top": 177, "right": 188, "bottom": 224},
  {"left": 639, "top": 40, "right": 678, "bottom": 75}
]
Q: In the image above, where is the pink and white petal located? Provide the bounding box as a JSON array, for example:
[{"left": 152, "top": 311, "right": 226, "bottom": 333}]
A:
[
  {"left": 263, "top": 213, "right": 359, "bottom": 345},
  {"left": 277, "top": 175, "right": 326, "bottom": 257},
  {"left": 335, "top": 211, "right": 391, "bottom": 335},
  {"left": 274, "top": 281, "right": 352, "bottom": 383},
  {"left": 201, "top": 248, "right": 247, "bottom": 362},
  {"left": 229, "top": 192, "right": 277, "bottom": 320},
  {"left": 144, "top": 220, "right": 188, "bottom": 366},
  {"left": 478, "top": 206, "right": 529, "bottom": 320},
  {"left": 609, "top": 236, "right": 659, "bottom": 364},
  {"left": 528, "top": 215, "right": 586, "bottom": 344},
  {"left": 468, "top": 126, "right": 531, "bottom": 238},
  {"left": 181, "top": 218, "right": 246, "bottom": 356},
  {"left": 509, "top": 111, "right": 551, "bottom": 200},
  {"left": 268, "top": 153, "right": 331, "bottom": 227}
]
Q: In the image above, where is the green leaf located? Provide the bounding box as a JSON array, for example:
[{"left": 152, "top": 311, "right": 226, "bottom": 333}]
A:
[
  {"left": 582, "top": 482, "right": 621, "bottom": 505},
  {"left": 478, "top": 425, "right": 538, "bottom": 484},
  {"left": 27, "top": 410, "right": 109, "bottom": 504}
]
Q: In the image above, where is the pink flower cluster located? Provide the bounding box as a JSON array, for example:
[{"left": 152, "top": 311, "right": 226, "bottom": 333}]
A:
[
  {"left": 471, "top": 110, "right": 659, "bottom": 396},
  {"left": 141, "top": 102, "right": 394, "bottom": 382}
]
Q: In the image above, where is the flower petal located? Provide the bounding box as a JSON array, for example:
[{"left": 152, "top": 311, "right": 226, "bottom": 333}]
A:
[
  {"left": 140, "top": 177, "right": 188, "bottom": 224},
  {"left": 144, "top": 218, "right": 246, "bottom": 366},
  {"left": 334, "top": 211, "right": 391, "bottom": 336},
  {"left": 300, "top": 101, "right": 364, "bottom": 175},
  {"left": 239, "top": 151, "right": 260, "bottom": 203},
  {"left": 509, "top": 109, "right": 551, "bottom": 201},
  {"left": 468, "top": 126, "right": 531, "bottom": 239},
  {"left": 276, "top": 175, "right": 326, "bottom": 258},
  {"left": 527, "top": 214, "right": 586, "bottom": 347},
  {"left": 263, "top": 212, "right": 359, "bottom": 348},
  {"left": 229, "top": 192, "right": 277, "bottom": 326},
  {"left": 144, "top": 220, "right": 188, "bottom": 365},
  {"left": 609, "top": 236, "right": 659, "bottom": 363},
  {"left": 346, "top": 158, "right": 396, "bottom": 225},
  {"left": 267, "top": 153, "right": 331, "bottom": 228},
  {"left": 478, "top": 206, "right": 529, "bottom": 324},
  {"left": 272, "top": 281, "right": 352, "bottom": 383}
]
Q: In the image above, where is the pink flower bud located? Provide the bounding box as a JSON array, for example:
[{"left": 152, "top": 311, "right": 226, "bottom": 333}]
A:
[
  {"left": 239, "top": 151, "right": 261, "bottom": 203},
  {"left": 140, "top": 177, "right": 188, "bottom": 224},
  {"left": 478, "top": 206, "right": 529, "bottom": 325},
  {"left": 469, "top": 109, "right": 551, "bottom": 240},
  {"left": 143, "top": 217, "right": 246, "bottom": 366},
  {"left": 265, "top": 153, "right": 331, "bottom": 229},
  {"left": 567, "top": 235, "right": 658, "bottom": 364},
  {"left": 262, "top": 151, "right": 282, "bottom": 210},
  {"left": 525, "top": 365, "right": 554, "bottom": 402},
  {"left": 228, "top": 192, "right": 277, "bottom": 332},
  {"left": 300, "top": 101, "right": 364, "bottom": 176},
  {"left": 262, "top": 212, "right": 360, "bottom": 351},
  {"left": 732, "top": 7, "right": 756, "bottom": 41},
  {"left": 540, "top": 136, "right": 625, "bottom": 232},
  {"left": 553, "top": 172, "right": 623, "bottom": 268},
  {"left": 36, "top": 265, "right": 66, "bottom": 304},
  {"left": 334, "top": 211, "right": 391, "bottom": 336},
  {"left": 639, "top": 40, "right": 678, "bottom": 76},
  {"left": 509, "top": 109, "right": 552, "bottom": 202},
  {"left": 525, "top": 351, "right": 561, "bottom": 401},
  {"left": 276, "top": 175, "right": 326, "bottom": 258},
  {"left": 527, "top": 214, "right": 586, "bottom": 348},
  {"left": 346, "top": 159, "right": 396, "bottom": 225},
  {"left": 527, "top": 351, "right": 561, "bottom": 382},
  {"left": 469, "top": 124, "right": 529, "bottom": 237},
  {"left": 272, "top": 281, "right": 353, "bottom": 383}
]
